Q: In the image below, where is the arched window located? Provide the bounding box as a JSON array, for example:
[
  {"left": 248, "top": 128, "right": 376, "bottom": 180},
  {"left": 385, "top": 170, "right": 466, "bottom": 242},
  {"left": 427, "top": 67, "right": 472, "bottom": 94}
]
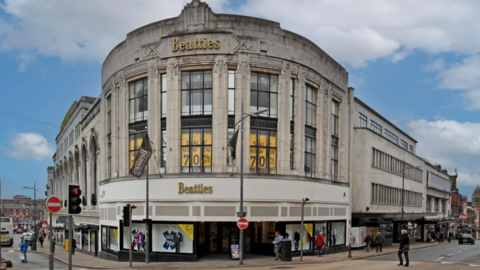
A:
[{"left": 82, "top": 145, "right": 88, "bottom": 205}]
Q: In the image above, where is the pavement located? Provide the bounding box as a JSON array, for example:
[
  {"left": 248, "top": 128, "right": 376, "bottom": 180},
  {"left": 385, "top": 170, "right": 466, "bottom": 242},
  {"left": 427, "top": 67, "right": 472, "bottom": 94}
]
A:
[{"left": 28, "top": 238, "right": 458, "bottom": 269}]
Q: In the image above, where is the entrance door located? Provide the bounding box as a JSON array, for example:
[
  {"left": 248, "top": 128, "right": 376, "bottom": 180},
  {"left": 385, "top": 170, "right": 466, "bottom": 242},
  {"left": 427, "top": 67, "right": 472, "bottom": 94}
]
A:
[{"left": 208, "top": 222, "right": 244, "bottom": 254}]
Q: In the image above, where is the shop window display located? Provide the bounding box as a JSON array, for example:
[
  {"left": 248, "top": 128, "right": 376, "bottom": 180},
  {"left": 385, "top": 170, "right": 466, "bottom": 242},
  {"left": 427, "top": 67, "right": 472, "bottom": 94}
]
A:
[
  {"left": 123, "top": 223, "right": 147, "bottom": 251},
  {"left": 329, "top": 221, "right": 346, "bottom": 246},
  {"left": 152, "top": 223, "right": 194, "bottom": 254},
  {"left": 285, "top": 223, "right": 313, "bottom": 251}
]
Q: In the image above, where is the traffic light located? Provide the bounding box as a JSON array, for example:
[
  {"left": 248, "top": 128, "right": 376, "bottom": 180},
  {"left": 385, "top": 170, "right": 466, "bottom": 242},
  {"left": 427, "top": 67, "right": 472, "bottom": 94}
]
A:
[
  {"left": 123, "top": 204, "right": 131, "bottom": 227},
  {"left": 68, "top": 184, "right": 82, "bottom": 214}
]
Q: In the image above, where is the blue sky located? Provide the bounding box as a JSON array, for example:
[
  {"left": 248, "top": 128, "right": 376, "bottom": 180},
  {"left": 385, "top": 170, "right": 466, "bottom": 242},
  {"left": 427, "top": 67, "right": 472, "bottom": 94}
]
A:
[{"left": 1, "top": 0, "right": 480, "bottom": 200}]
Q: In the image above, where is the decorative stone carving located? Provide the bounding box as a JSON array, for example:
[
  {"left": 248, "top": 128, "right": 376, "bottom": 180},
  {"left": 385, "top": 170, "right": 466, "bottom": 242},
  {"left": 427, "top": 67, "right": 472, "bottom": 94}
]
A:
[
  {"left": 214, "top": 55, "right": 226, "bottom": 77},
  {"left": 282, "top": 62, "right": 292, "bottom": 83},
  {"left": 167, "top": 58, "right": 178, "bottom": 80},
  {"left": 148, "top": 61, "right": 157, "bottom": 82},
  {"left": 238, "top": 55, "right": 250, "bottom": 78},
  {"left": 181, "top": 0, "right": 214, "bottom": 28}
]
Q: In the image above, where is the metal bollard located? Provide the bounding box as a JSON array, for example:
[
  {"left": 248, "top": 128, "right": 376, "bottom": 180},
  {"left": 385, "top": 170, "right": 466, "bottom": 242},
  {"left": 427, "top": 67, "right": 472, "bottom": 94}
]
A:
[{"left": 348, "top": 243, "right": 352, "bottom": 258}]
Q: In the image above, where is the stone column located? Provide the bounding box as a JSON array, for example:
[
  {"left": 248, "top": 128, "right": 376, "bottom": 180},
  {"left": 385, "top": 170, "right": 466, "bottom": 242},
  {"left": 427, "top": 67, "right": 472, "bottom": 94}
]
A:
[
  {"left": 166, "top": 58, "right": 181, "bottom": 173},
  {"left": 316, "top": 80, "right": 325, "bottom": 178},
  {"left": 212, "top": 56, "right": 228, "bottom": 173},
  {"left": 323, "top": 85, "right": 333, "bottom": 180},
  {"left": 293, "top": 68, "right": 306, "bottom": 175},
  {"left": 117, "top": 72, "right": 128, "bottom": 177},
  {"left": 277, "top": 62, "right": 291, "bottom": 175},
  {"left": 147, "top": 60, "right": 160, "bottom": 172},
  {"left": 236, "top": 55, "right": 251, "bottom": 174}
]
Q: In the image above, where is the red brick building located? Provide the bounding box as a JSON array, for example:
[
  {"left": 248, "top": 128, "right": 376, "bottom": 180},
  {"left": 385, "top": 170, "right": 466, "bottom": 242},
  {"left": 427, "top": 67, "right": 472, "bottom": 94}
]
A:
[{"left": 0, "top": 195, "right": 45, "bottom": 228}]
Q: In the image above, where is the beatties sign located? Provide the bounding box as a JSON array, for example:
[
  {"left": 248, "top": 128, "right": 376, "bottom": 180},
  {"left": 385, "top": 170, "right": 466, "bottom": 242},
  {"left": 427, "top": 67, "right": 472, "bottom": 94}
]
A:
[
  {"left": 172, "top": 37, "right": 221, "bottom": 52},
  {"left": 178, "top": 182, "right": 213, "bottom": 194}
]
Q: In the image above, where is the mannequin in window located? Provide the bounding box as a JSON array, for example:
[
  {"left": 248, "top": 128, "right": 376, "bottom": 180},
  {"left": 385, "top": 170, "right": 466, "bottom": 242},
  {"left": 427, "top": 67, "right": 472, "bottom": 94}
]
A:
[
  {"left": 294, "top": 230, "right": 300, "bottom": 251},
  {"left": 174, "top": 231, "right": 183, "bottom": 253}
]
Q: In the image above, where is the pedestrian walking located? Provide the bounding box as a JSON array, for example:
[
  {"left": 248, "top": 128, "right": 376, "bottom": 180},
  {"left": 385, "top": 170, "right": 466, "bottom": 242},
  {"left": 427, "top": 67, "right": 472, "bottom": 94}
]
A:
[
  {"left": 72, "top": 238, "right": 77, "bottom": 254},
  {"left": 375, "top": 232, "right": 384, "bottom": 253},
  {"left": 398, "top": 229, "right": 410, "bottom": 267},
  {"left": 20, "top": 239, "right": 29, "bottom": 263},
  {"left": 364, "top": 232, "right": 373, "bottom": 253},
  {"left": 315, "top": 232, "right": 326, "bottom": 257},
  {"left": 39, "top": 234, "right": 44, "bottom": 247},
  {"left": 51, "top": 236, "right": 56, "bottom": 254},
  {"left": 448, "top": 232, "right": 453, "bottom": 242},
  {"left": 439, "top": 232, "right": 444, "bottom": 244},
  {"left": 272, "top": 231, "right": 283, "bottom": 261}
]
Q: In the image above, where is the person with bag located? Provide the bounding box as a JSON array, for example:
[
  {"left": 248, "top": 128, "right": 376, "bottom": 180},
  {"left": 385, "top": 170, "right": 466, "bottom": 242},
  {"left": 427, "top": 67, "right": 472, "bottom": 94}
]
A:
[
  {"left": 315, "top": 232, "right": 326, "bottom": 257},
  {"left": 39, "top": 234, "right": 44, "bottom": 248},
  {"left": 398, "top": 229, "right": 410, "bottom": 267},
  {"left": 72, "top": 238, "right": 77, "bottom": 254},
  {"left": 375, "top": 232, "right": 384, "bottom": 253},
  {"left": 20, "top": 239, "right": 29, "bottom": 263},
  {"left": 364, "top": 233, "right": 373, "bottom": 253}
]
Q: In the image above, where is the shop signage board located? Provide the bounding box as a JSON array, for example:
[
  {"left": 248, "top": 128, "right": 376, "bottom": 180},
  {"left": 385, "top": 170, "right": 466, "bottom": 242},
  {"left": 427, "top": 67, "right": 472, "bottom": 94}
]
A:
[
  {"left": 45, "top": 196, "right": 62, "bottom": 213},
  {"left": 230, "top": 244, "right": 239, "bottom": 259},
  {"left": 459, "top": 213, "right": 467, "bottom": 220},
  {"left": 237, "top": 218, "right": 248, "bottom": 230}
]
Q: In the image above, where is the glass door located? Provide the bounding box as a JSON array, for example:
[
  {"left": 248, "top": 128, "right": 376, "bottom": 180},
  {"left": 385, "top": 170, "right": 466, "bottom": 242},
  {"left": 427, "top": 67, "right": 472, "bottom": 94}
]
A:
[{"left": 209, "top": 222, "right": 218, "bottom": 252}]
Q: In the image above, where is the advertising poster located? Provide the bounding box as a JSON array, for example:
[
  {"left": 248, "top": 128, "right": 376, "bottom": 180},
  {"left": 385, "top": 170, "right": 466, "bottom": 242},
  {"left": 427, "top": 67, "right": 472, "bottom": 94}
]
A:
[
  {"left": 350, "top": 227, "right": 366, "bottom": 248},
  {"left": 231, "top": 244, "right": 239, "bottom": 259}
]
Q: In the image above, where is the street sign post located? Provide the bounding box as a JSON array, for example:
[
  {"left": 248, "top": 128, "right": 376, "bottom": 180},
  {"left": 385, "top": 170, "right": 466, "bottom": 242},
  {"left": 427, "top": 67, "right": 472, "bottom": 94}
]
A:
[
  {"left": 45, "top": 196, "right": 61, "bottom": 213},
  {"left": 237, "top": 218, "right": 248, "bottom": 230}
]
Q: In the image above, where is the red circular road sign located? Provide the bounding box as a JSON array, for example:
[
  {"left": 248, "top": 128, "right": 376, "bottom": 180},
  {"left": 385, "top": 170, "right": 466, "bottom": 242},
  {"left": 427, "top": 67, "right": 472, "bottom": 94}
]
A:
[
  {"left": 46, "top": 196, "right": 62, "bottom": 213},
  {"left": 237, "top": 218, "right": 248, "bottom": 230}
]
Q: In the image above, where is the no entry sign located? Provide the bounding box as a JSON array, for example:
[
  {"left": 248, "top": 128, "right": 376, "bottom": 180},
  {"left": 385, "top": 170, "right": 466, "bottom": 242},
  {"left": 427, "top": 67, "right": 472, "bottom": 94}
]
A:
[
  {"left": 46, "top": 196, "right": 62, "bottom": 213},
  {"left": 237, "top": 218, "right": 248, "bottom": 230}
]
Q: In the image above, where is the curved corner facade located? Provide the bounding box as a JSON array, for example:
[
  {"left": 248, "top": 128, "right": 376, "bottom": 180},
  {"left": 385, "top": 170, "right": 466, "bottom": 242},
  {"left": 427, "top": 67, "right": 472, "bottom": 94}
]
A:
[{"left": 51, "top": 0, "right": 353, "bottom": 262}]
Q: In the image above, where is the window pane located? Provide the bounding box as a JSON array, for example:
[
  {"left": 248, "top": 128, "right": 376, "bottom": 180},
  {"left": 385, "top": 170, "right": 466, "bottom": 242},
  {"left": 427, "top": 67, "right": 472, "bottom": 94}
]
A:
[
  {"left": 182, "top": 73, "right": 190, "bottom": 90},
  {"left": 250, "top": 72, "right": 257, "bottom": 90},
  {"left": 258, "top": 91, "right": 269, "bottom": 114},
  {"left": 270, "top": 75, "right": 278, "bottom": 92},
  {"left": 191, "top": 71, "right": 203, "bottom": 89},
  {"left": 250, "top": 91, "right": 257, "bottom": 112},
  {"left": 204, "top": 89, "right": 212, "bottom": 115},
  {"left": 162, "top": 92, "right": 167, "bottom": 117},
  {"left": 258, "top": 74, "right": 269, "bottom": 91},
  {"left": 129, "top": 99, "right": 135, "bottom": 122},
  {"left": 228, "top": 89, "right": 235, "bottom": 115},
  {"left": 129, "top": 83, "right": 135, "bottom": 99},
  {"left": 228, "top": 71, "right": 235, "bottom": 88},
  {"left": 182, "top": 91, "right": 190, "bottom": 115},
  {"left": 270, "top": 93, "right": 277, "bottom": 118},
  {"left": 135, "top": 80, "right": 144, "bottom": 97},
  {"left": 191, "top": 146, "right": 202, "bottom": 167},
  {"left": 191, "top": 90, "right": 202, "bottom": 115},
  {"left": 204, "top": 71, "right": 212, "bottom": 88},
  {"left": 269, "top": 148, "right": 276, "bottom": 170}
]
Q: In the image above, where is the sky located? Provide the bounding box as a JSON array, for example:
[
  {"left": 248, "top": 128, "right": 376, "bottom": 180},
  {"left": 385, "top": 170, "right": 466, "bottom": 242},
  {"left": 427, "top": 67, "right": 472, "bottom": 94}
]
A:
[{"left": 0, "top": 0, "right": 480, "bottom": 200}]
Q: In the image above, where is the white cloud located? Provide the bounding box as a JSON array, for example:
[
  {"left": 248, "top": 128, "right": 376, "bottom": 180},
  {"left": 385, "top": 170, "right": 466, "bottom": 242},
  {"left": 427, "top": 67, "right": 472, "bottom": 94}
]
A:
[
  {"left": 17, "top": 53, "right": 35, "bottom": 72},
  {"left": 1, "top": 0, "right": 480, "bottom": 67},
  {"left": 8, "top": 132, "right": 54, "bottom": 161},
  {"left": 437, "top": 55, "right": 480, "bottom": 110},
  {"left": 408, "top": 119, "right": 480, "bottom": 188},
  {"left": 424, "top": 58, "right": 445, "bottom": 71}
]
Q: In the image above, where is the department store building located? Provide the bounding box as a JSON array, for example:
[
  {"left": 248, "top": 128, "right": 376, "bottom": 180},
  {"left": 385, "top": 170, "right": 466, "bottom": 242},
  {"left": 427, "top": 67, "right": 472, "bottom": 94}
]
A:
[{"left": 50, "top": 0, "right": 353, "bottom": 262}]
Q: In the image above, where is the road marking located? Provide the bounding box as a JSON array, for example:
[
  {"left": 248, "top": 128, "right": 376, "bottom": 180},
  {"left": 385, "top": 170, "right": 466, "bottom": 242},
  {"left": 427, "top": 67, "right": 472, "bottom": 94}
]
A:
[
  {"left": 8, "top": 250, "right": 14, "bottom": 252},
  {"left": 447, "top": 253, "right": 454, "bottom": 257},
  {"left": 434, "top": 257, "right": 444, "bottom": 261}
]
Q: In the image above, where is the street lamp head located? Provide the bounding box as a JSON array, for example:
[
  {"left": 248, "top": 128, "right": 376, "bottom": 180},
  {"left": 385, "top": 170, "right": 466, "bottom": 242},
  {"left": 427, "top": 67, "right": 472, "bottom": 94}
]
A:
[{"left": 250, "top": 108, "right": 268, "bottom": 116}]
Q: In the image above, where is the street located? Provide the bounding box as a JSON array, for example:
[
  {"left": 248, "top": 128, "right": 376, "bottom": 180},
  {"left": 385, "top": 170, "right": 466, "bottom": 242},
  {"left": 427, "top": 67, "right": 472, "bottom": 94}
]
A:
[{"left": 369, "top": 241, "right": 480, "bottom": 266}]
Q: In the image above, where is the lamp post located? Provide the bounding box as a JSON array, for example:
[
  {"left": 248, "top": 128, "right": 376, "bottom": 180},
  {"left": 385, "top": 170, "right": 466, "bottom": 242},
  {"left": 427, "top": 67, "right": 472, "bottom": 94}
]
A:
[
  {"left": 236, "top": 101, "right": 268, "bottom": 265},
  {"left": 128, "top": 128, "right": 150, "bottom": 264},
  {"left": 300, "top": 197, "right": 309, "bottom": 262},
  {"left": 23, "top": 183, "right": 39, "bottom": 251},
  {"left": 400, "top": 162, "right": 422, "bottom": 231}
]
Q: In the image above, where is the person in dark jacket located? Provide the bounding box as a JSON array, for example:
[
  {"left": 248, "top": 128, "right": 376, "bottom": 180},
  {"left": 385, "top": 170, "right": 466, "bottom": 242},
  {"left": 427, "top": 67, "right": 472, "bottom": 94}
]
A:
[
  {"left": 375, "top": 232, "right": 385, "bottom": 253},
  {"left": 364, "top": 233, "right": 373, "bottom": 252},
  {"left": 398, "top": 229, "right": 410, "bottom": 267}
]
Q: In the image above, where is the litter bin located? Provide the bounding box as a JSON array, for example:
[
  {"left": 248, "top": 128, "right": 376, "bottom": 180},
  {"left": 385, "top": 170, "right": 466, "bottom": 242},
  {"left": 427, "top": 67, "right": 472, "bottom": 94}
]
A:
[{"left": 281, "top": 240, "right": 292, "bottom": 261}]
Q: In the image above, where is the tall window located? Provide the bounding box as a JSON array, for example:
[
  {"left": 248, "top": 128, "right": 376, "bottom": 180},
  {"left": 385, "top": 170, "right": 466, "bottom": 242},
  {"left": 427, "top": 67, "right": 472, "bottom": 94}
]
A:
[
  {"left": 249, "top": 130, "right": 276, "bottom": 174},
  {"left": 290, "top": 79, "right": 295, "bottom": 169},
  {"left": 409, "top": 145, "right": 413, "bottom": 153},
  {"left": 181, "top": 128, "right": 212, "bottom": 173},
  {"left": 331, "top": 100, "right": 339, "bottom": 137},
  {"left": 385, "top": 129, "right": 399, "bottom": 144},
  {"left": 331, "top": 137, "right": 338, "bottom": 181},
  {"left": 250, "top": 72, "right": 278, "bottom": 118},
  {"left": 227, "top": 128, "right": 235, "bottom": 167},
  {"left": 305, "top": 136, "right": 316, "bottom": 177},
  {"left": 129, "top": 78, "right": 148, "bottom": 123},
  {"left": 129, "top": 133, "right": 145, "bottom": 169},
  {"left": 161, "top": 130, "right": 167, "bottom": 169},
  {"left": 161, "top": 74, "right": 167, "bottom": 117},
  {"left": 358, "top": 113, "right": 367, "bottom": 128},
  {"left": 181, "top": 71, "right": 212, "bottom": 116},
  {"left": 106, "top": 95, "right": 112, "bottom": 178},
  {"left": 371, "top": 120, "right": 382, "bottom": 135},
  {"left": 228, "top": 70, "right": 235, "bottom": 115},
  {"left": 305, "top": 85, "right": 316, "bottom": 127}
]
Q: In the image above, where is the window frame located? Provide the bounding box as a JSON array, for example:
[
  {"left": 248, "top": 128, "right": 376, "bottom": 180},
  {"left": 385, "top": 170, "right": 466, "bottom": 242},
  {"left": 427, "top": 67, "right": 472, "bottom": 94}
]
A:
[
  {"left": 129, "top": 78, "right": 148, "bottom": 123},
  {"left": 305, "top": 135, "right": 316, "bottom": 177},
  {"left": 181, "top": 70, "right": 213, "bottom": 116},
  {"left": 305, "top": 85, "right": 316, "bottom": 127},
  {"left": 250, "top": 72, "right": 278, "bottom": 118},
  {"left": 228, "top": 70, "right": 235, "bottom": 115},
  {"left": 249, "top": 129, "right": 277, "bottom": 174},
  {"left": 385, "top": 129, "right": 399, "bottom": 144},
  {"left": 331, "top": 100, "right": 340, "bottom": 137},
  {"left": 370, "top": 120, "right": 382, "bottom": 135},
  {"left": 181, "top": 128, "right": 212, "bottom": 173},
  {"left": 161, "top": 74, "right": 167, "bottom": 118},
  {"left": 358, "top": 112, "right": 367, "bottom": 128}
]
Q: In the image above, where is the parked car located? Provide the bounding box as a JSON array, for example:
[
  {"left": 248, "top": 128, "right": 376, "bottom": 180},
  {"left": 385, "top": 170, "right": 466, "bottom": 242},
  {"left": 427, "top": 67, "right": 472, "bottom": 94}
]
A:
[
  {"left": 459, "top": 234, "right": 475, "bottom": 245},
  {"left": 16, "top": 228, "right": 23, "bottom": 234}
]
